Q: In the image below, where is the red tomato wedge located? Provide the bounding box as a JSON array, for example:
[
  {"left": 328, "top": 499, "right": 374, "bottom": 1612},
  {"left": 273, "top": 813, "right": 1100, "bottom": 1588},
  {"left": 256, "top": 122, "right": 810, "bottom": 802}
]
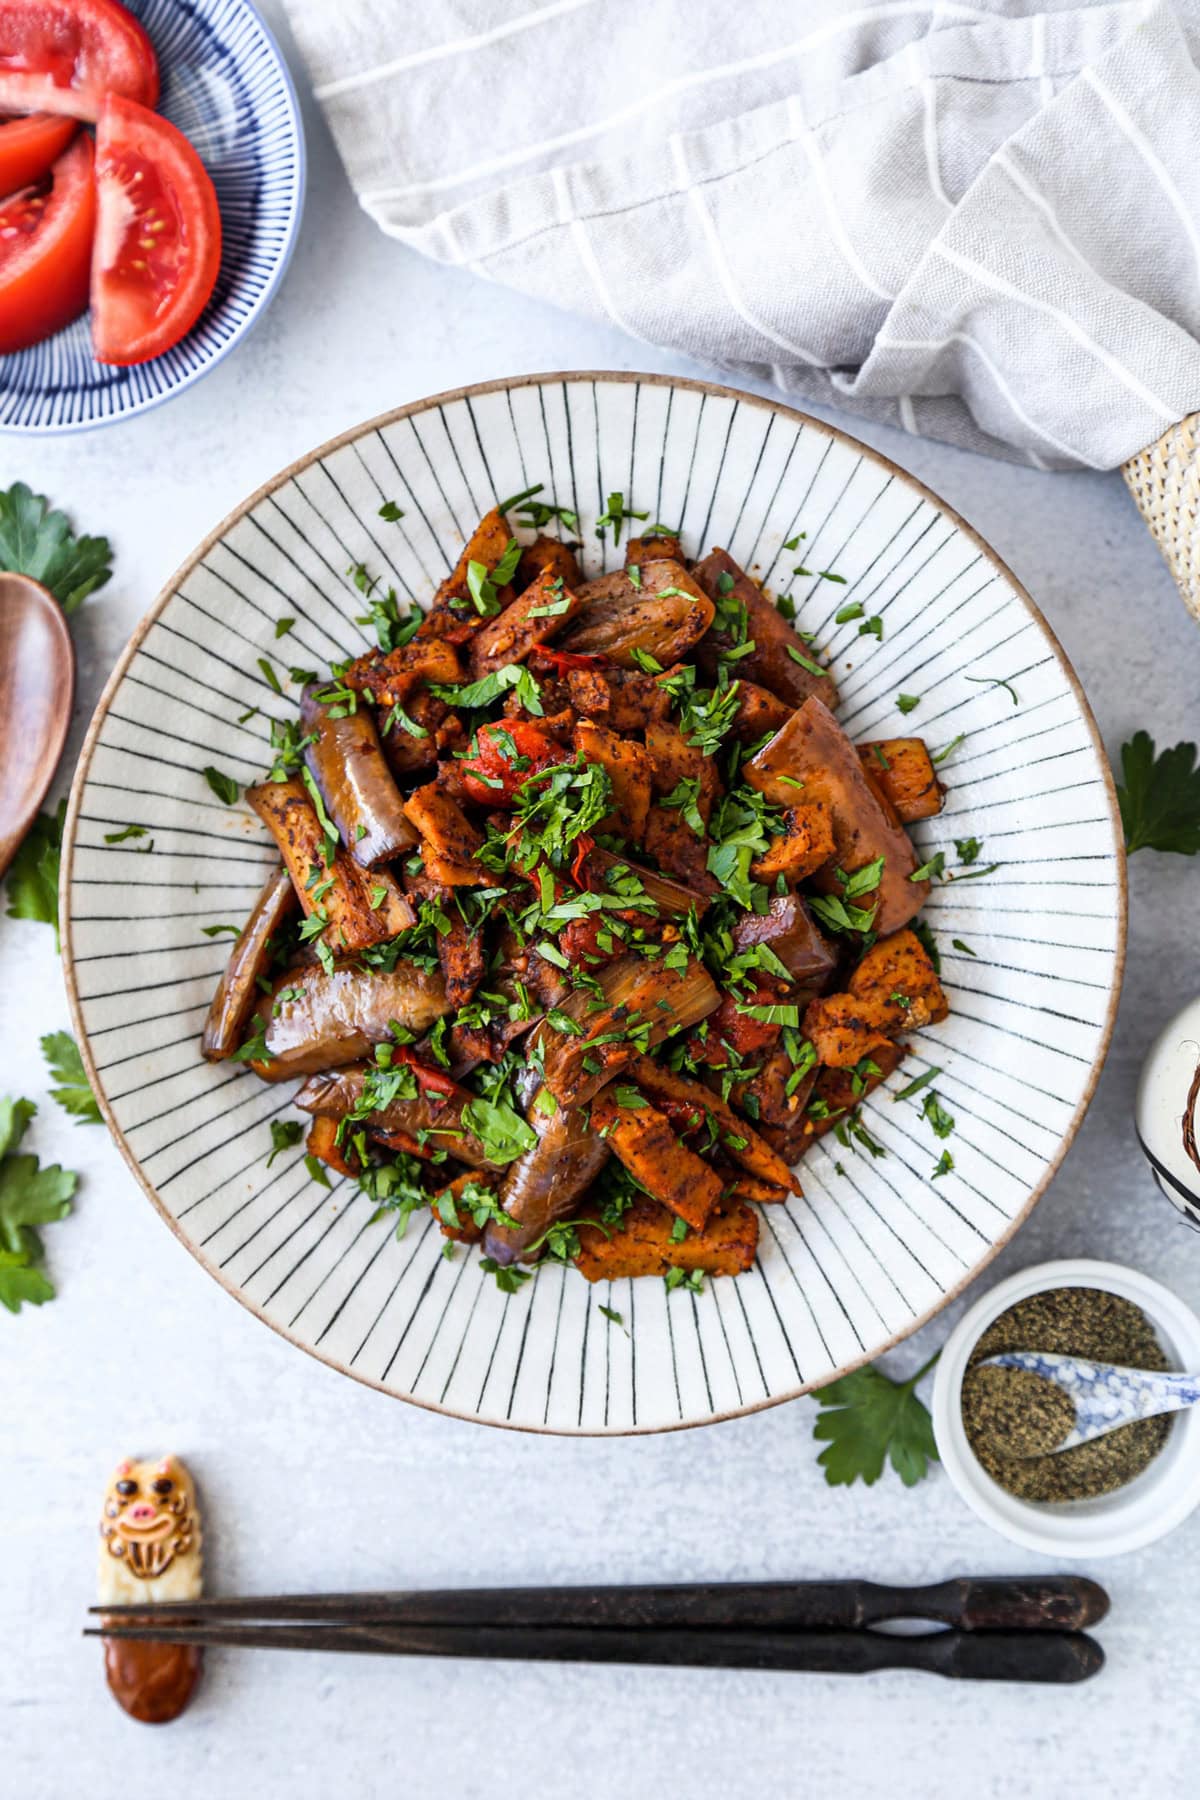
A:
[
  {"left": 91, "top": 93, "right": 221, "bottom": 365},
  {"left": 0, "top": 111, "right": 75, "bottom": 194},
  {"left": 0, "top": 0, "right": 158, "bottom": 121},
  {"left": 0, "top": 127, "right": 93, "bottom": 352}
]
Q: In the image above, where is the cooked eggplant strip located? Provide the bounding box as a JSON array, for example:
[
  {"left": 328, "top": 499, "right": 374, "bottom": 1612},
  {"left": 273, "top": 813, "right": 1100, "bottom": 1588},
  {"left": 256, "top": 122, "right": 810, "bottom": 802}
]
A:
[
  {"left": 305, "top": 1113, "right": 360, "bottom": 1179},
  {"left": 404, "top": 782, "right": 488, "bottom": 886},
  {"left": 644, "top": 719, "right": 722, "bottom": 820},
  {"left": 536, "top": 953, "right": 720, "bottom": 1109},
  {"left": 247, "top": 964, "right": 452, "bottom": 1081},
  {"left": 300, "top": 685, "right": 417, "bottom": 868},
  {"left": 558, "top": 560, "right": 714, "bottom": 668},
  {"left": 730, "top": 893, "right": 839, "bottom": 989},
  {"left": 750, "top": 802, "right": 835, "bottom": 884},
  {"left": 431, "top": 505, "right": 512, "bottom": 614},
  {"left": 734, "top": 1045, "right": 821, "bottom": 1165},
  {"left": 628, "top": 1055, "right": 799, "bottom": 1194},
  {"left": 247, "top": 778, "right": 414, "bottom": 951},
  {"left": 693, "top": 547, "right": 838, "bottom": 709},
  {"left": 436, "top": 902, "right": 487, "bottom": 1010},
  {"left": 797, "top": 1040, "right": 907, "bottom": 1153},
  {"left": 574, "top": 1195, "right": 758, "bottom": 1282},
  {"left": 341, "top": 637, "right": 462, "bottom": 706},
  {"left": 729, "top": 678, "right": 793, "bottom": 744},
  {"left": 516, "top": 535, "right": 582, "bottom": 591},
  {"left": 295, "top": 1064, "right": 508, "bottom": 1172},
  {"left": 625, "top": 531, "right": 683, "bottom": 565},
  {"left": 745, "top": 697, "right": 927, "bottom": 935},
  {"left": 642, "top": 805, "right": 721, "bottom": 895},
  {"left": 590, "top": 1087, "right": 724, "bottom": 1232},
  {"left": 468, "top": 566, "right": 585, "bottom": 679},
  {"left": 574, "top": 719, "right": 652, "bottom": 844},
  {"left": 483, "top": 1090, "right": 610, "bottom": 1265},
  {"left": 585, "top": 847, "right": 711, "bottom": 918},
  {"left": 803, "top": 928, "right": 948, "bottom": 1068},
  {"left": 858, "top": 737, "right": 946, "bottom": 823},
  {"left": 565, "top": 664, "right": 673, "bottom": 732},
  {"left": 201, "top": 864, "right": 296, "bottom": 1061}
]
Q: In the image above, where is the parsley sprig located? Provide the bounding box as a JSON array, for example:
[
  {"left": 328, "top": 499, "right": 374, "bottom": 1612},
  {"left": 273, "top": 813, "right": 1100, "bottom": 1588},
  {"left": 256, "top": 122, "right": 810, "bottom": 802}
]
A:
[
  {"left": 812, "top": 1350, "right": 940, "bottom": 1486},
  {"left": 1117, "top": 729, "right": 1200, "bottom": 855}
]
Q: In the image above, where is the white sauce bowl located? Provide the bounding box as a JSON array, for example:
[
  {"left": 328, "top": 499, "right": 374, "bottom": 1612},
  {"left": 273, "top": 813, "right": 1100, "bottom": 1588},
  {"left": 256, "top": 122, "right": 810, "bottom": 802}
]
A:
[{"left": 931, "top": 1260, "right": 1200, "bottom": 1556}]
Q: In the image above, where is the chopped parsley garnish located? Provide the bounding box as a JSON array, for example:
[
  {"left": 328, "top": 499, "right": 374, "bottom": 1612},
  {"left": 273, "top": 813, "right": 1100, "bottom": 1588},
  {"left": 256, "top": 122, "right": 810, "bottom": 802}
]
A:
[
  {"left": 966, "top": 673, "right": 1019, "bottom": 706},
  {"left": 595, "top": 491, "right": 649, "bottom": 545},
  {"left": 895, "top": 693, "right": 920, "bottom": 715},
  {"left": 203, "top": 767, "right": 240, "bottom": 806}
]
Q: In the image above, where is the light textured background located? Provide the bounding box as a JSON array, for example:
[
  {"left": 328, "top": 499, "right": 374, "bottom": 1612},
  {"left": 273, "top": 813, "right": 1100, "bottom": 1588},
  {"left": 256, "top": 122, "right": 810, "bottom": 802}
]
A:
[{"left": 6, "top": 6, "right": 1200, "bottom": 1793}]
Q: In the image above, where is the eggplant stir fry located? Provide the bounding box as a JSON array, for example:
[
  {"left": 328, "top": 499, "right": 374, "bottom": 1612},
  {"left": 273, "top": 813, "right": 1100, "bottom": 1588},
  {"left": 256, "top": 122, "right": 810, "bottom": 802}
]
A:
[{"left": 202, "top": 496, "right": 952, "bottom": 1291}]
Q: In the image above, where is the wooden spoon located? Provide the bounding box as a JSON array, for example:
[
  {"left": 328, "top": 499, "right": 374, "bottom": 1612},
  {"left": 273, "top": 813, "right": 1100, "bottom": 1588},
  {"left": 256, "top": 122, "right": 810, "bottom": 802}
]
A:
[{"left": 0, "top": 571, "right": 74, "bottom": 878}]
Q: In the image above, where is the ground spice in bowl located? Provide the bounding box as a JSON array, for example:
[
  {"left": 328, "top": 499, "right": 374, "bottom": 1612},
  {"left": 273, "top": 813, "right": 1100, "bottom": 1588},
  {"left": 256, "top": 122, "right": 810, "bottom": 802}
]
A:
[{"left": 961, "top": 1286, "right": 1173, "bottom": 1502}]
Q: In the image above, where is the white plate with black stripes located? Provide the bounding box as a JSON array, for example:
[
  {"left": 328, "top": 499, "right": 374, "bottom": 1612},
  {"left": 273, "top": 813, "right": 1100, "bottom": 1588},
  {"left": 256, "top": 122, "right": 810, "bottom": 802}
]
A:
[{"left": 62, "top": 372, "right": 1126, "bottom": 1434}]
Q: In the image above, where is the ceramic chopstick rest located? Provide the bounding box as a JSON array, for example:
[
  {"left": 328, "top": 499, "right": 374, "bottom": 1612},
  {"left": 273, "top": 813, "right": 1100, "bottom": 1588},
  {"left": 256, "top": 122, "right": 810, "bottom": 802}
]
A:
[
  {"left": 1135, "top": 997, "right": 1200, "bottom": 1226},
  {"left": 97, "top": 1454, "right": 203, "bottom": 1723}
]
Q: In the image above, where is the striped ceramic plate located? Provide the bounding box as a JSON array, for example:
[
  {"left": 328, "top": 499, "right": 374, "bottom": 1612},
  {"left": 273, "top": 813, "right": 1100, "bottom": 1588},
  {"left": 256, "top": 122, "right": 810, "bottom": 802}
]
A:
[
  {"left": 62, "top": 373, "right": 1126, "bottom": 1433},
  {"left": 2, "top": 0, "right": 304, "bottom": 434}
]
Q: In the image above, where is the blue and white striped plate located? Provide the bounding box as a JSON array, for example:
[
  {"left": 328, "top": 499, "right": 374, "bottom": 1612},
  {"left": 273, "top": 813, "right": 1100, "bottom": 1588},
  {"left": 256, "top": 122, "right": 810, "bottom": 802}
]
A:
[
  {"left": 0, "top": 0, "right": 304, "bottom": 434},
  {"left": 62, "top": 374, "right": 1127, "bottom": 1433}
]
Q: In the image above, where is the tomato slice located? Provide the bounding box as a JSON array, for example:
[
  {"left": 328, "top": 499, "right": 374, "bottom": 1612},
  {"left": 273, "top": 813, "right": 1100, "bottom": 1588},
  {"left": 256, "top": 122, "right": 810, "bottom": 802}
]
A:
[
  {"left": 0, "top": 111, "right": 75, "bottom": 194},
  {"left": 91, "top": 93, "right": 221, "bottom": 365},
  {"left": 0, "top": 128, "right": 93, "bottom": 353},
  {"left": 0, "top": 0, "right": 158, "bottom": 120},
  {"left": 459, "top": 718, "right": 570, "bottom": 805}
]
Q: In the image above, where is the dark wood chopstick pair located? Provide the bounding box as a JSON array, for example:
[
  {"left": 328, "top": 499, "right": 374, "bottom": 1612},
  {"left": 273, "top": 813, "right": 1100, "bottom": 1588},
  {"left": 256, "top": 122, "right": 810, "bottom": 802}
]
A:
[{"left": 87, "top": 1576, "right": 1108, "bottom": 1684}]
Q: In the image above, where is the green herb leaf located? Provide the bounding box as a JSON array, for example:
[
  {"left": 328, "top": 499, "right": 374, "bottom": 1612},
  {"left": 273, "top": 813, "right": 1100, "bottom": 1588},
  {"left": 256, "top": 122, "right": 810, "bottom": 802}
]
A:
[
  {"left": 430, "top": 663, "right": 544, "bottom": 717},
  {"left": 200, "top": 923, "right": 241, "bottom": 938},
  {"left": 951, "top": 937, "right": 976, "bottom": 956},
  {"left": 378, "top": 500, "right": 404, "bottom": 522},
  {"left": 0, "top": 1098, "right": 78, "bottom": 1315},
  {"left": 1116, "top": 730, "right": 1200, "bottom": 855},
  {"left": 0, "top": 481, "right": 112, "bottom": 614},
  {"left": 812, "top": 1353, "right": 940, "bottom": 1487},
  {"left": 595, "top": 491, "right": 649, "bottom": 546},
  {"left": 461, "top": 1097, "right": 537, "bottom": 1165},
  {"left": 896, "top": 693, "right": 920, "bottom": 715},
  {"left": 922, "top": 1091, "right": 955, "bottom": 1140},
  {"left": 892, "top": 1066, "right": 942, "bottom": 1103},
  {"left": 267, "top": 1119, "right": 304, "bottom": 1167},
  {"left": 203, "top": 767, "right": 240, "bottom": 806},
  {"left": 5, "top": 801, "right": 64, "bottom": 946},
  {"left": 274, "top": 617, "right": 295, "bottom": 638},
  {"left": 933, "top": 733, "right": 965, "bottom": 766},
  {"left": 40, "top": 1032, "right": 101, "bottom": 1125},
  {"left": 786, "top": 645, "right": 826, "bottom": 677},
  {"left": 103, "top": 824, "right": 148, "bottom": 845}
]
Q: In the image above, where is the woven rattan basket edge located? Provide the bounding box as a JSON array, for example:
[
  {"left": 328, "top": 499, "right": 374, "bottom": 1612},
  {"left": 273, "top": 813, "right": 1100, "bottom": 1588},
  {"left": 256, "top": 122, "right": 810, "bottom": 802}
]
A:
[{"left": 1123, "top": 413, "right": 1200, "bottom": 623}]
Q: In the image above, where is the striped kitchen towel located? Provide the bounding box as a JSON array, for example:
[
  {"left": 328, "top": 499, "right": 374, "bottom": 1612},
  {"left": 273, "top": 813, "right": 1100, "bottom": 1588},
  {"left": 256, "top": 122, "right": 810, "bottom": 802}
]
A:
[{"left": 280, "top": 0, "right": 1200, "bottom": 469}]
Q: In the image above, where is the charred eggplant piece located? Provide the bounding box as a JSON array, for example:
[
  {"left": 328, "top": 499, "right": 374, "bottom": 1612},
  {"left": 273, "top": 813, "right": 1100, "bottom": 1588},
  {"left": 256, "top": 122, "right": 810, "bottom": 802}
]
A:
[
  {"left": 300, "top": 686, "right": 417, "bottom": 868},
  {"left": 247, "top": 778, "right": 413, "bottom": 950},
  {"left": 730, "top": 893, "right": 839, "bottom": 990},
  {"left": 745, "top": 697, "right": 927, "bottom": 934},
  {"left": 201, "top": 864, "right": 297, "bottom": 1061},
  {"left": 629, "top": 1054, "right": 799, "bottom": 1194},
  {"left": 247, "top": 964, "right": 452, "bottom": 1081},
  {"left": 483, "top": 1090, "right": 610, "bottom": 1265},
  {"left": 296, "top": 1063, "right": 509, "bottom": 1172},
  {"left": 467, "top": 566, "right": 585, "bottom": 679},
  {"left": 693, "top": 548, "right": 838, "bottom": 709},
  {"left": 536, "top": 953, "right": 719, "bottom": 1109},
  {"left": 574, "top": 1195, "right": 758, "bottom": 1281},
  {"left": 558, "top": 560, "right": 714, "bottom": 668}
]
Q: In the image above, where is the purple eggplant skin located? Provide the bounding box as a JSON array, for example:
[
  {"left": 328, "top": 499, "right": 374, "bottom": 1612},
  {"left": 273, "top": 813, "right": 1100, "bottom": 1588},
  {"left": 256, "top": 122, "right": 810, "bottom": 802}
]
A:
[
  {"left": 247, "top": 964, "right": 452, "bottom": 1081},
  {"left": 300, "top": 685, "right": 418, "bottom": 869},
  {"left": 201, "top": 864, "right": 297, "bottom": 1061},
  {"left": 483, "top": 1090, "right": 610, "bottom": 1266},
  {"left": 295, "top": 1065, "right": 507, "bottom": 1172},
  {"left": 731, "top": 894, "right": 839, "bottom": 991}
]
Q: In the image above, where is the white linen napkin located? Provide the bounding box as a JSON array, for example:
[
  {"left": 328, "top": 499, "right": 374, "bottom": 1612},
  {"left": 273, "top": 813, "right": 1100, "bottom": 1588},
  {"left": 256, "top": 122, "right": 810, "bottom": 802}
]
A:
[{"left": 280, "top": 0, "right": 1200, "bottom": 469}]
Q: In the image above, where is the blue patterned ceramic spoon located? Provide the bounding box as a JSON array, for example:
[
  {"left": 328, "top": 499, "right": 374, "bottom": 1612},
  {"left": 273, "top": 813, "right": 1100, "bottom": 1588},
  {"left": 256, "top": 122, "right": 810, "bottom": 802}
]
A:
[{"left": 979, "top": 1352, "right": 1200, "bottom": 1453}]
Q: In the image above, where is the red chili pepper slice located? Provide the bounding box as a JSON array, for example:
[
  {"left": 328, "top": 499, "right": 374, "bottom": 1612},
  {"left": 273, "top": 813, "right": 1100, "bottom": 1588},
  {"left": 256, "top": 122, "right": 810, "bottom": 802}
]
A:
[
  {"left": 570, "top": 832, "right": 595, "bottom": 888},
  {"left": 392, "top": 1045, "right": 460, "bottom": 1101},
  {"left": 529, "top": 643, "right": 605, "bottom": 673}
]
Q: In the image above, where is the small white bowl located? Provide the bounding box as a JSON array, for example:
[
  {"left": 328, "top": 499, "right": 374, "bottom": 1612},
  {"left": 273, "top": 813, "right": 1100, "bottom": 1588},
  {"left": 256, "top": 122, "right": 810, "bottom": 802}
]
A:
[{"left": 932, "top": 1260, "right": 1200, "bottom": 1557}]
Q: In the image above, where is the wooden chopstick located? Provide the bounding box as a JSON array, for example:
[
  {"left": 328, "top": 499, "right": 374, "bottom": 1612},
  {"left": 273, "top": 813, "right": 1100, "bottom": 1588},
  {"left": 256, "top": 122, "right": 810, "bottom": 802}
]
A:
[
  {"left": 82, "top": 1620, "right": 1104, "bottom": 1683},
  {"left": 88, "top": 1575, "right": 1108, "bottom": 1634}
]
